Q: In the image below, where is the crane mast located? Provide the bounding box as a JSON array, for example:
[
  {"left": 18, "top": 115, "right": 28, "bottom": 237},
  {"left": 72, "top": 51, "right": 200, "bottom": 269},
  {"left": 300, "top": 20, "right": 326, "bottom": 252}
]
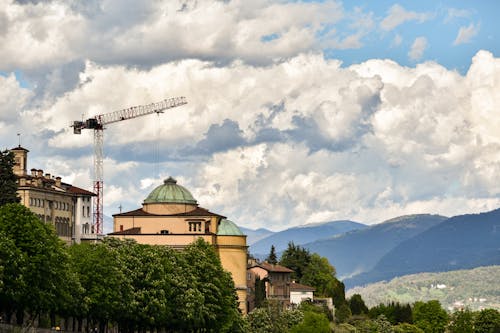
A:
[{"left": 72, "top": 96, "right": 187, "bottom": 234}]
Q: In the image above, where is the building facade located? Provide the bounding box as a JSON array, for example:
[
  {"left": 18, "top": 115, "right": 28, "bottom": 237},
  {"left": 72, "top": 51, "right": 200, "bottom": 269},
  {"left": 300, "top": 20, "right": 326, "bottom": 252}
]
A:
[
  {"left": 10, "top": 146, "right": 96, "bottom": 244},
  {"left": 109, "top": 177, "right": 248, "bottom": 314},
  {"left": 247, "top": 261, "right": 294, "bottom": 311}
]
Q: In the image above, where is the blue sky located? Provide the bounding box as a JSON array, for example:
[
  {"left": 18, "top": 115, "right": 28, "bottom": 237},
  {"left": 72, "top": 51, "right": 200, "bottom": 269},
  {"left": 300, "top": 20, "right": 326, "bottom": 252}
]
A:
[{"left": 0, "top": 0, "right": 499, "bottom": 230}]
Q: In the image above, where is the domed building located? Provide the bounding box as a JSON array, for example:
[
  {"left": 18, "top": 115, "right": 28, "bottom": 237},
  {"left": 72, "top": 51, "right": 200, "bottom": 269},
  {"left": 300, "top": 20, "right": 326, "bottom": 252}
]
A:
[{"left": 110, "top": 177, "right": 248, "bottom": 313}]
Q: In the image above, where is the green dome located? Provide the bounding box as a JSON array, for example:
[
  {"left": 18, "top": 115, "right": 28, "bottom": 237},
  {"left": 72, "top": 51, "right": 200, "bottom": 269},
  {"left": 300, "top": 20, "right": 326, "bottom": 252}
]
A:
[
  {"left": 217, "top": 219, "right": 244, "bottom": 236},
  {"left": 144, "top": 177, "right": 197, "bottom": 204}
]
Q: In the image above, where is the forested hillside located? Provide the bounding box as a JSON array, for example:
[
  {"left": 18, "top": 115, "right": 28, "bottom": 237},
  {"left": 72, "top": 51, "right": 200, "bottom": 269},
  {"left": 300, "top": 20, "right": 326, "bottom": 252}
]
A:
[{"left": 347, "top": 266, "right": 500, "bottom": 311}]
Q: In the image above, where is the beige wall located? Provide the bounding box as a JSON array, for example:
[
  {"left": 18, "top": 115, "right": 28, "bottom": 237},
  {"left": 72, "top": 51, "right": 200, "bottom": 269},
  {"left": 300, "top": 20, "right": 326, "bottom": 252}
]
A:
[
  {"left": 217, "top": 235, "right": 248, "bottom": 314},
  {"left": 143, "top": 202, "right": 198, "bottom": 215},
  {"left": 114, "top": 215, "right": 220, "bottom": 234}
]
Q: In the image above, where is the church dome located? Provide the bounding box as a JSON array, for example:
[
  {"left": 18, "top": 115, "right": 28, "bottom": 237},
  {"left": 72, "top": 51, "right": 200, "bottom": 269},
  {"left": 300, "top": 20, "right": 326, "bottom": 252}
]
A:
[
  {"left": 217, "top": 219, "right": 244, "bottom": 236},
  {"left": 144, "top": 177, "right": 197, "bottom": 205}
]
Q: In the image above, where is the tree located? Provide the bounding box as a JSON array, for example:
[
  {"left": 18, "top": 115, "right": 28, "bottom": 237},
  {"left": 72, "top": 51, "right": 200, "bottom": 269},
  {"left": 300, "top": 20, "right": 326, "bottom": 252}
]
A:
[
  {"left": 393, "top": 323, "right": 424, "bottom": 333},
  {"left": 447, "top": 308, "right": 474, "bottom": 333},
  {"left": 474, "top": 308, "right": 500, "bottom": 333},
  {"left": 348, "top": 294, "right": 368, "bottom": 315},
  {"left": 266, "top": 245, "right": 278, "bottom": 264},
  {"left": 301, "top": 253, "right": 336, "bottom": 296},
  {"left": 254, "top": 276, "right": 266, "bottom": 308},
  {"left": 413, "top": 300, "right": 448, "bottom": 333},
  {"left": 336, "top": 303, "right": 352, "bottom": 323},
  {"left": 279, "top": 242, "right": 311, "bottom": 281},
  {"left": 179, "top": 238, "right": 244, "bottom": 332},
  {"left": 0, "top": 150, "right": 20, "bottom": 206},
  {"left": 0, "top": 203, "right": 70, "bottom": 326},
  {"left": 290, "top": 311, "right": 330, "bottom": 333}
]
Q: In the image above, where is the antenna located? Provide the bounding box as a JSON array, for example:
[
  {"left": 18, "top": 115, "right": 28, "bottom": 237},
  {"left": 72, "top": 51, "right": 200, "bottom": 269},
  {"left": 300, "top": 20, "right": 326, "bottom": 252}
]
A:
[{"left": 17, "top": 133, "right": 21, "bottom": 147}]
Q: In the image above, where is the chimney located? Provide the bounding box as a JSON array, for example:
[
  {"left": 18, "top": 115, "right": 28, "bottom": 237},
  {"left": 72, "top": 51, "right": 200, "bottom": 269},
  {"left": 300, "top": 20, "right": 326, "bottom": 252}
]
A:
[
  {"left": 37, "top": 169, "right": 43, "bottom": 177},
  {"left": 45, "top": 173, "right": 51, "bottom": 179},
  {"left": 55, "top": 177, "right": 62, "bottom": 187},
  {"left": 31, "top": 168, "right": 37, "bottom": 176}
]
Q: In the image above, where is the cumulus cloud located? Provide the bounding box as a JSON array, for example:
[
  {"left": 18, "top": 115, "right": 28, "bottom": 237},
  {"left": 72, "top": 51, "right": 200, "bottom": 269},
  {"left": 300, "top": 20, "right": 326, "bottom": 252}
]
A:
[
  {"left": 8, "top": 49, "right": 499, "bottom": 229},
  {"left": 408, "top": 36, "right": 428, "bottom": 61},
  {"left": 453, "top": 23, "right": 480, "bottom": 45},
  {"left": 0, "top": 0, "right": 345, "bottom": 71},
  {"left": 380, "top": 4, "right": 433, "bottom": 31}
]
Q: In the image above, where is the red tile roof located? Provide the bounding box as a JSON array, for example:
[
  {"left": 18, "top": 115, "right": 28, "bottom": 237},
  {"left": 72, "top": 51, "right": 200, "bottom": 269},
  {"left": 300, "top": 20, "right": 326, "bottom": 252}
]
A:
[
  {"left": 66, "top": 185, "right": 96, "bottom": 196},
  {"left": 113, "top": 206, "right": 225, "bottom": 218},
  {"left": 290, "top": 282, "right": 315, "bottom": 291},
  {"left": 251, "top": 262, "right": 294, "bottom": 273},
  {"left": 108, "top": 227, "right": 141, "bottom": 235}
]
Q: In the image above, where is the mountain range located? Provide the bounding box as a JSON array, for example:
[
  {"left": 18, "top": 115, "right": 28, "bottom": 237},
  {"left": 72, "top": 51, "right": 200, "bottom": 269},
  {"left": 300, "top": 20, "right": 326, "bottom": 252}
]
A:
[
  {"left": 241, "top": 208, "right": 500, "bottom": 289},
  {"left": 249, "top": 220, "right": 366, "bottom": 255}
]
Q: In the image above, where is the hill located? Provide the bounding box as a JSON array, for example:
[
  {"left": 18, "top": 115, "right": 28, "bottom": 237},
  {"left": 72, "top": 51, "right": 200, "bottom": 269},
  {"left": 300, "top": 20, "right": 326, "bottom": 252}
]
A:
[
  {"left": 239, "top": 226, "right": 275, "bottom": 245},
  {"left": 249, "top": 220, "right": 366, "bottom": 255},
  {"left": 305, "top": 214, "right": 447, "bottom": 280},
  {"left": 345, "top": 208, "right": 500, "bottom": 288},
  {"left": 347, "top": 266, "right": 500, "bottom": 311}
]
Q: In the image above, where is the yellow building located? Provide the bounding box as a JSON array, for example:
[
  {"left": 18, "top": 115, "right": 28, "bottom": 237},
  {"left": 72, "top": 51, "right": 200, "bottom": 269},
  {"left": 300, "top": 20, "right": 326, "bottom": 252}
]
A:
[
  {"left": 10, "top": 146, "right": 97, "bottom": 244},
  {"left": 109, "top": 177, "right": 248, "bottom": 314}
]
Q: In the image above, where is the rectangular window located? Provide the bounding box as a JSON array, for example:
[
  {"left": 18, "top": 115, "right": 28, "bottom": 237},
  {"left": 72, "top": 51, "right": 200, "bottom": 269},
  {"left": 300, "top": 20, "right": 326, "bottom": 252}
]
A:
[{"left": 188, "top": 222, "right": 202, "bottom": 233}]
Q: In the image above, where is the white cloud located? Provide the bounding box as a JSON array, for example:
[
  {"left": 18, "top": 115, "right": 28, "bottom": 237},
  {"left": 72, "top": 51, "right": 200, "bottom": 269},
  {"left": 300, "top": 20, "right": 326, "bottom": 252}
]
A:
[
  {"left": 408, "top": 36, "right": 428, "bottom": 61},
  {"left": 0, "top": 0, "right": 345, "bottom": 70},
  {"left": 445, "top": 8, "right": 471, "bottom": 23},
  {"left": 380, "top": 4, "right": 433, "bottom": 31},
  {"left": 453, "top": 23, "right": 480, "bottom": 45},
  {"left": 4, "top": 49, "right": 500, "bottom": 230}
]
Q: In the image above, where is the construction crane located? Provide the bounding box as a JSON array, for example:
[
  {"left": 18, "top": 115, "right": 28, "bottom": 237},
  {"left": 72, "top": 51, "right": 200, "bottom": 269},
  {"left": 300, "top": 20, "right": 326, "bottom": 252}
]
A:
[{"left": 72, "top": 96, "right": 187, "bottom": 234}]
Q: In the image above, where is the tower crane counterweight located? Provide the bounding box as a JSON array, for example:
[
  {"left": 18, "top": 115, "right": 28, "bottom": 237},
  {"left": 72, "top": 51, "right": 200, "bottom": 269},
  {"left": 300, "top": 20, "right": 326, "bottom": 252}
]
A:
[{"left": 72, "top": 96, "right": 187, "bottom": 235}]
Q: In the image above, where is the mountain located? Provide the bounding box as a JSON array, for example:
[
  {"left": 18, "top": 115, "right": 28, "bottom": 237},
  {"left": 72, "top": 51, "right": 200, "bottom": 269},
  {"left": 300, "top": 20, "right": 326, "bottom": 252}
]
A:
[
  {"left": 305, "top": 214, "right": 447, "bottom": 280},
  {"left": 249, "top": 220, "right": 366, "bottom": 256},
  {"left": 346, "top": 266, "right": 500, "bottom": 311},
  {"left": 239, "top": 227, "right": 275, "bottom": 245},
  {"left": 345, "top": 208, "right": 500, "bottom": 288}
]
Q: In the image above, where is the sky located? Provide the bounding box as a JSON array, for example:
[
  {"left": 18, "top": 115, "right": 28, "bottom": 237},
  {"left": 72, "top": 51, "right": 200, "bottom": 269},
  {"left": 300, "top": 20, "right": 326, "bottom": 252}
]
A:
[{"left": 1, "top": 0, "right": 499, "bottom": 231}]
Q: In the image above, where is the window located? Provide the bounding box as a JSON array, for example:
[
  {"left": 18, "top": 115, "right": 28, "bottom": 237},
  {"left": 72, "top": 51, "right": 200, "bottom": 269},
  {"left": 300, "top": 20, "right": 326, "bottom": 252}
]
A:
[
  {"left": 188, "top": 222, "right": 202, "bottom": 232},
  {"left": 160, "top": 230, "right": 169, "bottom": 234},
  {"left": 87, "top": 206, "right": 90, "bottom": 217}
]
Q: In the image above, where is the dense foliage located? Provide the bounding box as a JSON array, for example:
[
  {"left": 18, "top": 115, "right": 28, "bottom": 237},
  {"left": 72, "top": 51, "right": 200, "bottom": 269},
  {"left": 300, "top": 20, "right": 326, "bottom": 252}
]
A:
[
  {"left": 347, "top": 266, "right": 500, "bottom": 311},
  {"left": 0, "top": 204, "right": 244, "bottom": 332},
  {"left": 0, "top": 150, "right": 20, "bottom": 206}
]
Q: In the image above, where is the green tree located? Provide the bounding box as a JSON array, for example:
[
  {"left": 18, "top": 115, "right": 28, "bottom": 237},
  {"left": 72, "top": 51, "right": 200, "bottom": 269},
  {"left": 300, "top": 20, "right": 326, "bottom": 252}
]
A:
[
  {"left": 474, "top": 308, "right": 500, "bottom": 333},
  {"left": 69, "top": 240, "right": 132, "bottom": 332},
  {"left": 413, "top": 300, "right": 448, "bottom": 333},
  {"left": 370, "top": 302, "right": 413, "bottom": 325},
  {"left": 247, "top": 301, "right": 303, "bottom": 333},
  {"left": 375, "top": 314, "right": 395, "bottom": 333},
  {"left": 254, "top": 276, "right": 266, "bottom": 308},
  {"left": 179, "top": 238, "right": 244, "bottom": 332},
  {"left": 267, "top": 245, "right": 278, "bottom": 264},
  {"left": 0, "top": 150, "right": 20, "bottom": 206},
  {"left": 336, "top": 302, "right": 352, "bottom": 323},
  {"left": 290, "top": 311, "right": 330, "bottom": 333},
  {"left": 301, "top": 253, "right": 336, "bottom": 296},
  {"left": 448, "top": 308, "right": 474, "bottom": 333},
  {"left": 279, "top": 242, "right": 311, "bottom": 281},
  {"left": 0, "top": 203, "right": 70, "bottom": 326},
  {"left": 393, "top": 323, "right": 424, "bottom": 333},
  {"left": 348, "top": 294, "right": 368, "bottom": 315}
]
